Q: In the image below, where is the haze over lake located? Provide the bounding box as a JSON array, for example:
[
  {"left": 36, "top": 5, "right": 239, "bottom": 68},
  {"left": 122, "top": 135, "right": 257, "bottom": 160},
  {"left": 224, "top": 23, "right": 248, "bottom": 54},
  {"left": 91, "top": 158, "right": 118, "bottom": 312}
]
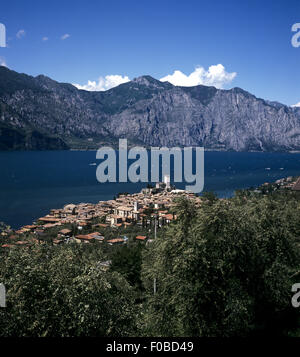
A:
[{"left": 0, "top": 150, "right": 300, "bottom": 229}]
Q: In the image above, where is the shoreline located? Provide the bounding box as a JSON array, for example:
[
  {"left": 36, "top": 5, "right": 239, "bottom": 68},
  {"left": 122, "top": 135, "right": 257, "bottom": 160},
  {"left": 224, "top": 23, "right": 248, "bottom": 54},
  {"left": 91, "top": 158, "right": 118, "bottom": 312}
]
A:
[
  {"left": 0, "top": 184, "right": 202, "bottom": 246},
  {"left": 1, "top": 175, "right": 299, "bottom": 247},
  {"left": 1, "top": 150, "right": 300, "bottom": 230},
  {"left": 5, "top": 173, "right": 300, "bottom": 233}
]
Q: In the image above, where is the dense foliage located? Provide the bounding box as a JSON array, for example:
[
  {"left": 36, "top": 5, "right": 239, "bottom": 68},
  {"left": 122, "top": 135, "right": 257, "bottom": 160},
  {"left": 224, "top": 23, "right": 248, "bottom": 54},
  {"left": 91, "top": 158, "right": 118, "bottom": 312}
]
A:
[
  {"left": 1, "top": 190, "right": 300, "bottom": 336},
  {"left": 142, "top": 194, "right": 300, "bottom": 336},
  {"left": 0, "top": 245, "right": 137, "bottom": 336}
]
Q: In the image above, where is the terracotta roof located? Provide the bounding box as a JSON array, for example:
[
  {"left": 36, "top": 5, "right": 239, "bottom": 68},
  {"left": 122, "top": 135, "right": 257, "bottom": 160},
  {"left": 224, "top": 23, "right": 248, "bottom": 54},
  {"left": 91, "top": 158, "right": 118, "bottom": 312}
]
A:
[
  {"left": 15, "top": 230, "right": 25, "bottom": 234},
  {"left": 59, "top": 229, "right": 72, "bottom": 235},
  {"left": 86, "top": 232, "right": 103, "bottom": 239},
  {"left": 15, "top": 241, "right": 29, "bottom": 245},
  {"left": 1, "top": 244, "right": 14, "bottom": 248},
  {"left": 164, "top": 214, "right": 175, "bottom": 220},
  {"left": 75, "top": 235, "right": 95, "bottom": 241},
  {"left": 87, "top": 231, "right": 100, "bottom": 236},
  {"left": 107, "top": 238, "right": 124, "bottom": 244},
  {"left": 43, "top": 223, "right": 59, "bottom": 229},
  {"left": 78, "top": 222, "right": 87, "bottom": 226},
  {"left": 23, "top": 225, "right": 37, "bottom": 230},
  {"left": 38, "top": 217, "right": 61, "bottom": 223},
  {"left": 136, "top": 235, "right": 147, "bottom": 241}
]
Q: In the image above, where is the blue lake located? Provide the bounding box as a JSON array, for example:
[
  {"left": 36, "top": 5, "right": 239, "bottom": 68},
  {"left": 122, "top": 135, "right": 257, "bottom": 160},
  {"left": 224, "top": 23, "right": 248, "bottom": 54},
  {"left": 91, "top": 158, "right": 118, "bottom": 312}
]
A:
[{"left": 0, "top": 150, "right": 300, "bottom": 229}]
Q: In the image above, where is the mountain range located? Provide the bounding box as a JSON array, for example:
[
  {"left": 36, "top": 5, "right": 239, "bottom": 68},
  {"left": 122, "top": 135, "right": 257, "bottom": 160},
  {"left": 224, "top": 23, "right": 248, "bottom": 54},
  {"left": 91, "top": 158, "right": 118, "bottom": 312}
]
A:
[{"left": 0, "top": 66, "right": 300, "bottom": 151}]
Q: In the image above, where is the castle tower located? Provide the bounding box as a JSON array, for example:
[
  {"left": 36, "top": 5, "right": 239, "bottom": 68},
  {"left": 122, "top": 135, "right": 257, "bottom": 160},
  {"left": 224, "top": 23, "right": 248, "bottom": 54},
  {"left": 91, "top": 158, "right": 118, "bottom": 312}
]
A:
[
  {"left": 164, "top": 175, "right": 171, "bottom": 189},
  {"left": 134, "top": 201, "right": 139, "bottom": 211}
]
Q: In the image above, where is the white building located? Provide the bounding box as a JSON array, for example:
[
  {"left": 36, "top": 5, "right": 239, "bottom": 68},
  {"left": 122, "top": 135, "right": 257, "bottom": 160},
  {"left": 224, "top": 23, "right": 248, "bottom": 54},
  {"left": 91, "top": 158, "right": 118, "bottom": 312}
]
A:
[{"left": 164, "top": 175, "right": 171, "bottom": 189}]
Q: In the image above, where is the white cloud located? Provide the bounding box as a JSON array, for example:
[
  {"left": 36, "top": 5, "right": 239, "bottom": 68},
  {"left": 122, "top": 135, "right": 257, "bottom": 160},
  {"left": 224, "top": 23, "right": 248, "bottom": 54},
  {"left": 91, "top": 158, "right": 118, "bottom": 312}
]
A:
[
  {"left": 291, "top": 102, "right": 300, "bottom": 108},
  {"left": 73, "top": 74, "right": 130, "bottom": 91},
  {"left": 61, "top": 34, "right": 70, "bottom": 40},
  {"left": 16, "top": 29, "right": 26, "bottom": 39},
  {"left": 160, "top": 64, "right": 237, "bottom": 89},
  {"left": 42, "top": 37, "right": 49, "bottom": 41},
  {"left": 72, "top": 64, "right": 237, "bottom": 92},
  {"left": 0, "top": 57, "right": 7, "bottom": 67}
]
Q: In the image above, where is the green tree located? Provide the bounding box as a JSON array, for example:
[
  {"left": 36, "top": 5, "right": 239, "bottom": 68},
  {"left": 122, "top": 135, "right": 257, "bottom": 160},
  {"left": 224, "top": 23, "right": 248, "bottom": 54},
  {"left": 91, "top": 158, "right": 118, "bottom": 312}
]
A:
[
  {"left": 110, "top": 243, "right": 144, "bottom": 292},
  {"left": 142, "top": 197, "right": 300, "bottom": 336},
  {"left": 0, "top": 244, "right": 137, "bottom": 336},
  {"left": 201, "top": 191, "right": 218, "bottom": 204}
]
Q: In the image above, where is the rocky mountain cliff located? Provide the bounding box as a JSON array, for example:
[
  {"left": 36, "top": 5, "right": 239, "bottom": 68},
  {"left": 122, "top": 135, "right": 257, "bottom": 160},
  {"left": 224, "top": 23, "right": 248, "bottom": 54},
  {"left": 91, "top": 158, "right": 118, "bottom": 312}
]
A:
[{"left": 0, "top": 66, "right": 299, "bottom": 151}]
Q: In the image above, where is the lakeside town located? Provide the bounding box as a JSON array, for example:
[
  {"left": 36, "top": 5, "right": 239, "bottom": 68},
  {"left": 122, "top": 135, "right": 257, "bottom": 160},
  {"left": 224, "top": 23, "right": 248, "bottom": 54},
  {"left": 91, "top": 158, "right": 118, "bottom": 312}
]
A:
[
  {"left": 1, "top": 174, "right": 300, "bottom": 250},
  {"left": 0, "top": 175, "right": 202, "bottom": 248}
]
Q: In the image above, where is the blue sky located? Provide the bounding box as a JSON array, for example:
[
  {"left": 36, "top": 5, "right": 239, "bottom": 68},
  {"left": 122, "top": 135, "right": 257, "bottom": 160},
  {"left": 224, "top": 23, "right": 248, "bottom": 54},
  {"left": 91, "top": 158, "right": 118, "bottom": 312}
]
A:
[{"left": 0, "top": 0, "right": 299, "bottom": 105}]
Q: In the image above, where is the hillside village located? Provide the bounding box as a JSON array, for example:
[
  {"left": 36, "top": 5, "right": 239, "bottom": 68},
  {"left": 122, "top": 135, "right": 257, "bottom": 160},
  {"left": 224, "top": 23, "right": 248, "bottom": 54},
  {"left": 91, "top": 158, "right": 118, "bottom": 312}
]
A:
[
  {"left": 0, "top": 175, "right": 202, "bottom": 249},
  {"left": 1, "top": 175, "right": 300, "bottom": 250},
  {"left": 252, "top": 175, "right": 300, "bottom": 194}
]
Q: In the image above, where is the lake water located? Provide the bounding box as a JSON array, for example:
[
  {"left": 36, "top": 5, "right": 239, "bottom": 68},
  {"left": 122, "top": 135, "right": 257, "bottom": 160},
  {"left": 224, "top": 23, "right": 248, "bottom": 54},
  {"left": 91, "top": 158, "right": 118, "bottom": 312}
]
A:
[{"left": 0, "top": 150, "right": 300, "bottom": 229}]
